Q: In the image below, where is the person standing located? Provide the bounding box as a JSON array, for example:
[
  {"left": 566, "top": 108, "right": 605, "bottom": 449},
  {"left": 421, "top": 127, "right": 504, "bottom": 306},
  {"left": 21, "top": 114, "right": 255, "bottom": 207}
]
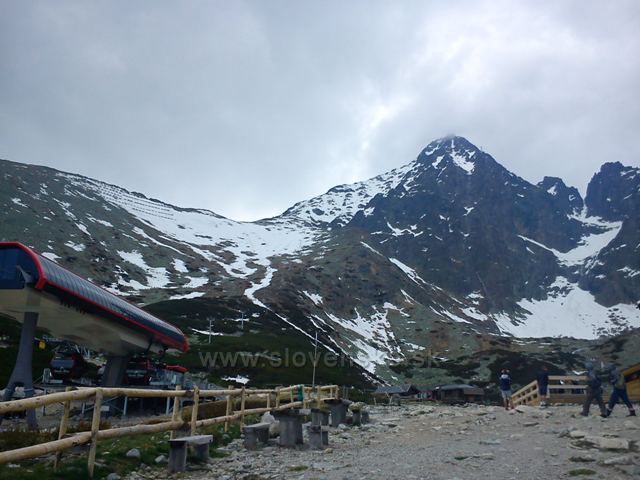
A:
[
  {"left": 537, "top": 366, "right": 550, "bottom": 407},
  {"left": 499, "top": 369, "right": 513, "bottom": 410},
  {"left": 581, "top": 362, "right": 607, "bottom": 417},
  {"left": 605, "top": 364, "right": 636, "bottom": 417}
]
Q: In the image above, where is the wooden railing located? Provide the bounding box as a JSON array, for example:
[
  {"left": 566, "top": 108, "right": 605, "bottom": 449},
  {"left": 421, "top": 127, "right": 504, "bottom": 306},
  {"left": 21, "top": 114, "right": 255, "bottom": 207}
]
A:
[
  {"left": 0, "top": 384, "right": 339, "bottom": 477},
  {"left": 512, "top": 375, "right": 587, "bottom": 406}
]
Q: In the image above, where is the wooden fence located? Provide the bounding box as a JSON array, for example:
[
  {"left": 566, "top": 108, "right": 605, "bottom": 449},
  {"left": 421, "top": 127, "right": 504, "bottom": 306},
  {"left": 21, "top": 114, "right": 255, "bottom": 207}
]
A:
[
  {"left": 512, "top": 373, "right": 640, "bottom": 407},
  {"left": 0, "top": 384, "right": 339, "bottom": 477},
  {"left": 512, "top": 375, "right": 589, "bottom": 406}
]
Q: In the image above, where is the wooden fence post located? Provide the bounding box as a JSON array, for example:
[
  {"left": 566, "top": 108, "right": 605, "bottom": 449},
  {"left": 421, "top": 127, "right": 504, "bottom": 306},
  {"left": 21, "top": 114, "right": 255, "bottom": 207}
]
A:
[
  {"left": 54, "top": 386, "right": 72, "bottom": 471},
  {"left": 0, "top": 383, "right": 339, "bottom": 469},
  {"left": 240, "top": 387, "right": 246, "bottom": 427},
  {"left": 224, "top": 385, "right": 232, "bottom": 433},
  {"left": 170, "top": 386, "right": 181, "bottom": 440},
  {"left": 87, "top": 388, "right": 103, "bottom": 478},
  {"left": 190, "top": 386, "right": 200, "bottom": 436}
]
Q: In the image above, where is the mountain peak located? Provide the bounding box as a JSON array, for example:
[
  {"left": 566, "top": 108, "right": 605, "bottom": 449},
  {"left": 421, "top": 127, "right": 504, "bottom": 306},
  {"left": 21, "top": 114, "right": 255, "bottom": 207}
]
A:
[
  {"left": 538, "top": 176, "right": 570, "bottom": 195},
  {"left": 586, "top": 161, "right": 639, "bottom": 220},
  {"left": 417, "top": 135, "right": 482, "bottom": 175},
  {"left": 537, "top": 176, "right": 584, "bottom": 213}
]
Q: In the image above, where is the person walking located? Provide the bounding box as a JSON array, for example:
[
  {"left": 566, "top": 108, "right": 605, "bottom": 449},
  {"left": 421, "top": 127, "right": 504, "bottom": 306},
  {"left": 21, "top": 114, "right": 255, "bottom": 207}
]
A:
[
  {"left": 604, "top": 363, "right": 636, "bottom": 417},
  {"left": 537, "top": 366, "right": 550, "bottom": 407},
  {"left": 499, "top": 369, "right": 513, "bottom": 410},
  {"left": 581, "top": 362, "right": 607, "bottom": 417}
]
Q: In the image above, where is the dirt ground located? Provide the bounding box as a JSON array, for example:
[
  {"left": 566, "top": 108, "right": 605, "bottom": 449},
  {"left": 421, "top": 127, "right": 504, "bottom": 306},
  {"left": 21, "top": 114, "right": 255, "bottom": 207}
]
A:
[{"left": 132, "top": 402, "right": 640, "bottom": 480}]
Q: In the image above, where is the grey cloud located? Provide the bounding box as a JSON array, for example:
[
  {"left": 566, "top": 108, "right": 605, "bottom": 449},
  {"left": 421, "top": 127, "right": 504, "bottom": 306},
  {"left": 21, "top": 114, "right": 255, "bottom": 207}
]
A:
[{"left": 1, "top": 0, "right": 638, "bottom": 220}]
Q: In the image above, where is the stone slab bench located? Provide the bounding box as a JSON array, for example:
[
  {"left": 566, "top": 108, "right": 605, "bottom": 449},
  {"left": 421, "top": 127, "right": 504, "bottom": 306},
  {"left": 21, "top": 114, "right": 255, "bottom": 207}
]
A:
[
  {"left": 168, "top": 434, "right": 213, "bottom": 473},
  {"left": 272, "top": 409, "right": 305, "bottom": 447},
  {"left": 243, "top": 422, "right": 271, "bottom": 449}
]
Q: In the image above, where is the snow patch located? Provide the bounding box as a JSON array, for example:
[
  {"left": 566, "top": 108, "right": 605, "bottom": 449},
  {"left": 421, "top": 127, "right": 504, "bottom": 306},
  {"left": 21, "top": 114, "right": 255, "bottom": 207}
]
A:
[
  {"left": 173, "top": 259, "right": 189, "bottom": 273},
  {"left": 170, "top": 291, "right": 205, "bottom": 300},
  {"left": 389, "top": 258, "right": 429, "bottom": 287},
  {"left": 64, "top": 241, "right": 86, "bottom": 252},
  {"left": 451, "top": 151, "right": 475, "bottom": 174},
  {"left": 495, "top": 277, "right": 640, "bottom": 339},
  {"left": 41, "top": 252, "right": 61, "bottom": 262},
  {"left": 302, "top": 291, "right": 323, "bottom": 306},
  {"left": 519, "top": 218, "right": 622, "bottom": 267},
  {"left": 222, "top": 375, "right": 249, "bottom": 385},
  {"left": 117, "top": 250, "right": 170, "bottom": 289}
]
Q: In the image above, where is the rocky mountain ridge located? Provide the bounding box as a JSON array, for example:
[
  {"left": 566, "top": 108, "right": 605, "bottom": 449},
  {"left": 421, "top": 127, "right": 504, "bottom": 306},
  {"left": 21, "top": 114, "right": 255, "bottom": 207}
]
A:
[{"left": 1, "top": 136, "right": 639, "bottom": 383}]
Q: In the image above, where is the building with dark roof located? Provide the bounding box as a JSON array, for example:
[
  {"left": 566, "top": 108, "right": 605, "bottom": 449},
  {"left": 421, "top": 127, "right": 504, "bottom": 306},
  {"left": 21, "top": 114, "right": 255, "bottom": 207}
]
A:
[
  {"left": 373, "top": 384, "right": 420, "bottom": 396},
  {"left": 432, "top": 384, "right": 484, "bottom": 403}
]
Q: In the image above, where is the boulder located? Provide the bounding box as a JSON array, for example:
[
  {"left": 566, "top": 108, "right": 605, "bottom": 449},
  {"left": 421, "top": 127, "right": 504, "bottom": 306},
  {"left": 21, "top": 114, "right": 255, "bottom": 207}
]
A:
[
  {"left": 261, "top": 411, "right": 279, "bottom": 437},
  {"left": 575, "top": 436, "right": 631, "bottom": 451},
  {"left": 125, "top": 448, "right": 141, "bottom": 459},
  {"left": 600, "top": 455, "right": 634, "bottom": 466}
]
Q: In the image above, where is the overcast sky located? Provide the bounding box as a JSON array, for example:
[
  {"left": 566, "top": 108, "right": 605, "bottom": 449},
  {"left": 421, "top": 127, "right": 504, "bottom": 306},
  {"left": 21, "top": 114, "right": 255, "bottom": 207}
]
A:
[{"left": 1, "top": 1, "right": 639, "bottom": 221}]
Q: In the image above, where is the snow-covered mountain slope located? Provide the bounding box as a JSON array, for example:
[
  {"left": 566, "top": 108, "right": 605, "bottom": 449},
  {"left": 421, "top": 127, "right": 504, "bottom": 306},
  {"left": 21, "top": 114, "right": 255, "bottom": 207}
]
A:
[
  {"left": 280, "top": 162, "right": 416, "bottom": 226},
  {"left": 1, "top": 136, "right": 639, "bottom": 381}
]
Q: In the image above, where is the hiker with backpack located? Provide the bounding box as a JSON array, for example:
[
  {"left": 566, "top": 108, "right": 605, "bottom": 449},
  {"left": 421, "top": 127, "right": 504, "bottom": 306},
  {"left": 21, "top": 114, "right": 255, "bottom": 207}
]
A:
[
  {"left": 537, "top": 366, "right": 550, "bottom": 407},
  {"left": 499, "top": 369, "right": 513, "bottom": 410},
  {"left": 604, "top": 363, "right": 636, "bottom": 417},
  {"left": 581, "top": 362, "right": 607, "bottom": 417}
]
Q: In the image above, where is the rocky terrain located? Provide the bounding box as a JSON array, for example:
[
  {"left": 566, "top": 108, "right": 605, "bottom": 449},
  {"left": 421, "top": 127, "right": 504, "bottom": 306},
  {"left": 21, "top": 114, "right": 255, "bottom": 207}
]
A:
[
  {"left": 1, "top": 135, "right": 639, "bottom": 386},
  {"left": 114, "top": 403, "right": 640, "bottom": 480}
]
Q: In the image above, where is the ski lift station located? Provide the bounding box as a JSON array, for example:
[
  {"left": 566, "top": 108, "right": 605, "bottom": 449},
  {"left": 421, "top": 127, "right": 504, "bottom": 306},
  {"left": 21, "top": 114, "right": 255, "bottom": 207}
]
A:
[{"left": 0, "top": 241, "right": 188, "bottom": 424}]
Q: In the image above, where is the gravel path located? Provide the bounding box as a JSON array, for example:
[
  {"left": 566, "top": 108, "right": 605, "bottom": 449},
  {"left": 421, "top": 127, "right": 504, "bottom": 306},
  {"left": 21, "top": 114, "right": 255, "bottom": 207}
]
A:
[{"left": 130, "top": 403, "right": 640, "bottom": 480}]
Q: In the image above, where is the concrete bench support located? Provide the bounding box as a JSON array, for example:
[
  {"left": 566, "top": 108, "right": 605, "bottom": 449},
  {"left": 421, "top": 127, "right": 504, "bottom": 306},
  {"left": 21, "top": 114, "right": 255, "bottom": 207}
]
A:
[
  {"left": 272, "top": 410, "right": 304, "bottom": 447},
  {"left": 243, "top": 422, "right": 271, "bottom": 449},
  {"left": 311, "top": 408, "right": 329, "bottom": 427},
  {"left": 361, "top": 410, "right": 370, "bottom": 424},
  {"left": 168, "top": 434, "right": 213, "bottom": 473},
  {"left": 351, "top": 408, "right": 362, "bottom": 426},
  {"left": 307, "top": 425, "right": 329, "bottom": 449},
  {"left": 324, "top": 399, "right": 351, "bottom": 428}
]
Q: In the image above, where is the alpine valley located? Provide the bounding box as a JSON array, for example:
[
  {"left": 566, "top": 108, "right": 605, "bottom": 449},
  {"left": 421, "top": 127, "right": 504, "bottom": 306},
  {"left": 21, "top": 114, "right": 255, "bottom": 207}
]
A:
[{"left": 1, "top": 136, "right": 639, "bottom": 390}]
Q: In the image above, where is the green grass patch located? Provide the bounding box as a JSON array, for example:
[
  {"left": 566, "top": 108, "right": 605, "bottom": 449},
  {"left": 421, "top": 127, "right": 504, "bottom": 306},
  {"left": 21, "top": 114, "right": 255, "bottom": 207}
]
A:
[
  {"left": 147, "top": 298, "right": 372, "bottom": 389},
  {"left": 0, "top": 422, "right": 241, "bottom": 480},
  {"left": 568, "top": 468, "right": 596, "bottom": 476},
  {"left": 288, "top": 464, "right": 309, "bottom": 472}
]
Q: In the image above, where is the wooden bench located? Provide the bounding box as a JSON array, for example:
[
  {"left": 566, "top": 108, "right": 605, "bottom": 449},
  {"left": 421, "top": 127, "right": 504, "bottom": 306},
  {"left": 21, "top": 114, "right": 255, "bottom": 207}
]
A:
[
  {"left": 168, "top": 434, "right": 213, "bottom": 473},
  {"left": 242, "top": 422, "right": 271, "bottom": 449}
]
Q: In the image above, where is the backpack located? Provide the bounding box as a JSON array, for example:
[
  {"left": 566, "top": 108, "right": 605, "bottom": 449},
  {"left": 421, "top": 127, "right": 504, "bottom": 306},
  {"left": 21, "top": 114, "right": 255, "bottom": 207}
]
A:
[{"left": 587, "top": 371, "right": 601, "bottom": 390}]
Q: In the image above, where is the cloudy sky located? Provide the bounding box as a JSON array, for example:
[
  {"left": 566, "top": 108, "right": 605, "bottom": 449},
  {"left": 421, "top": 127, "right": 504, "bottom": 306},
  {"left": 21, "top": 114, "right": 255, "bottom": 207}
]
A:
[{"left": 1, "top": 1, "right": 639, "bottom": 221}]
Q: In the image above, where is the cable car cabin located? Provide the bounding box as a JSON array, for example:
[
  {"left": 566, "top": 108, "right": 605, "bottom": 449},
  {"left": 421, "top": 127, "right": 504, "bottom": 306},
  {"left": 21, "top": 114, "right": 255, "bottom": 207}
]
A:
[
  {"left": 49, "top": 349, "right": 88, "bottom": 381},
  {"left": 124, "top": 355, "right": 156, "bottom": 386},
  {"left": 124, "top": 356, "right": 188, "bottom": 387},
  {"left": 624, "top": 363, "right": 640, "bottom": 401},
  {"left": 151, "top": 364, "right": 188, "bottom": 387},
  {"left": 0, "top": 242, "right": 188, "bottom": 356}
]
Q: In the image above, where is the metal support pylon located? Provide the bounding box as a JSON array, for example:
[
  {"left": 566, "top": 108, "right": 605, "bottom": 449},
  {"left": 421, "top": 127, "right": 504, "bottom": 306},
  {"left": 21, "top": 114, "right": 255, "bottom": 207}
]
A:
[{"left": 2, "top": 311, "right": 39, "bottom": 429}]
